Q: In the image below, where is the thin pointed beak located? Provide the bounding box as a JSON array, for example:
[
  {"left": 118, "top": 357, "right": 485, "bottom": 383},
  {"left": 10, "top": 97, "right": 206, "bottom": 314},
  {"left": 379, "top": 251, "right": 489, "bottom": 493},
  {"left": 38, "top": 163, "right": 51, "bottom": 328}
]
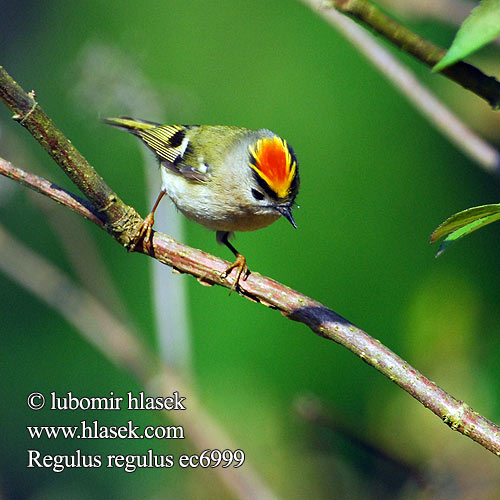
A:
[{"left": 277, "top": 205, "right": 297, "bottom": 228}]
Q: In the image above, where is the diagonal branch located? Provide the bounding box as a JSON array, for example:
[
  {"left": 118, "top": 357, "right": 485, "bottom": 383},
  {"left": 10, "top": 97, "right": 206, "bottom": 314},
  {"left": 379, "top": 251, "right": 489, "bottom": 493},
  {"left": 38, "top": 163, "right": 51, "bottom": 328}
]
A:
[
  {"left": 300, "top": 0, "right": 500, "bottom": 175},
  {"left": 0, "top": 65, "right": 141, "bottom": 244},
  {"left": 0, "top": 157, "right": 105, "bottom": 226},
  {"left": 2, "top": 65, "right": 500, "bottom": 457},
  {"left": 295, "top": 395, "right": 428, "bottom": 488},
  {"left": 320, "top": 0, "right": 500, "bottom": 110}
]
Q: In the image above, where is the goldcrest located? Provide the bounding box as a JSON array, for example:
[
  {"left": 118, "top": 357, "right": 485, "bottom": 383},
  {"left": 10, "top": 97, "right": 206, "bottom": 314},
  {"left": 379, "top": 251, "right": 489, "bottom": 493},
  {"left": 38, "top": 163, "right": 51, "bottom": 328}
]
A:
[{"left": 104, "top": 117, "right": 300, "bottom": 291}]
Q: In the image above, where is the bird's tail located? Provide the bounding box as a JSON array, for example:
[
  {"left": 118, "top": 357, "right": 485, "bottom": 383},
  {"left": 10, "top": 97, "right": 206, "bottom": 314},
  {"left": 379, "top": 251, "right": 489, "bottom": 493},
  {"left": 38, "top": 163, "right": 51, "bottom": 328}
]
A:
[{"left": 102, "top": 116, "right": 161, "bottom": 134}]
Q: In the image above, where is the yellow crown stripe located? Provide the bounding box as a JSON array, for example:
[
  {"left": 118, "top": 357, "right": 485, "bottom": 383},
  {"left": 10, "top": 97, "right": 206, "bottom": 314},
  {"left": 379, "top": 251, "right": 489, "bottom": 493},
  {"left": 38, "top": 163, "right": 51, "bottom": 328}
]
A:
[
  {"left": 249, "top": 164, "right": 275, "bottom": 190},
  {"left": 248, "top": 162, "right": 295, "bottom": 199},
  {"left": 249, "top": 137, "right": 295, "bottom": 199}
]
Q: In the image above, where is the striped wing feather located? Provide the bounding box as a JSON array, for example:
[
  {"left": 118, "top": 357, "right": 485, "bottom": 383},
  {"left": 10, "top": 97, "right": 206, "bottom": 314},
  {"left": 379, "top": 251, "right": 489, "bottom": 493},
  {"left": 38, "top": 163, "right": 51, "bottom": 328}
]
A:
[{"left": 137, "top": 125, "right": 186, "bottom": 165}]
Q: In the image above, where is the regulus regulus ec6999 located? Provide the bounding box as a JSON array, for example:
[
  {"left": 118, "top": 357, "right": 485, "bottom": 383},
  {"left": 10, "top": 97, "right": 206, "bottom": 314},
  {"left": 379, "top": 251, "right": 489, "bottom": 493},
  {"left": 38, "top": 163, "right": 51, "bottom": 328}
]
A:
[{"left": 104, "top": 117, "right": 300, "bottom": 291}]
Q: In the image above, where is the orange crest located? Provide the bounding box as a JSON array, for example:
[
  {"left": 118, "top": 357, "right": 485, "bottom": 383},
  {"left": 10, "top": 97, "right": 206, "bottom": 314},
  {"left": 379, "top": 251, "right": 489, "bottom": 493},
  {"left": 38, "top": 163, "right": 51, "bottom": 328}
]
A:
[{"left": 249, "top": 136, "right": 297, "bottom": 199}]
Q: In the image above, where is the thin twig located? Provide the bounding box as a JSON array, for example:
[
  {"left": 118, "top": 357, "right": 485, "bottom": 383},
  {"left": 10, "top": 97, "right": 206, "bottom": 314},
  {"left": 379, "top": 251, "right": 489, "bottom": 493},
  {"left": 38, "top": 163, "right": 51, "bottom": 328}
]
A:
[
  {"left": 2, "top": 65, "right": 500, "bottom": 457},
  {"left": 319, "top": 0, "right": 500, "bottom": 110},
  {"left": 379, "top": 0, "right": 500, "bottom": 48},
  {"left": 379, "top": 0, "right": 500, "bottom": 51},
  {"left": 1, "top": 125, "right": 131, "bottom": 318},
  {"left": 378, "top": 0, "right": 476, "bottom": 26},
  {"left": 35, "top": 193, "right": 133, "bottom": 318},
  {"left": 0, "top": 157, "right": 104, "bottom": 226},
  {"left": 300, "top": 0, "right": 500, "bottom": 174},
  {"left": 295, "top": 395, "right": 429, "bottom": 489},
  {"left": 0, "top": 222, "right": 150, "bottom": 379}
]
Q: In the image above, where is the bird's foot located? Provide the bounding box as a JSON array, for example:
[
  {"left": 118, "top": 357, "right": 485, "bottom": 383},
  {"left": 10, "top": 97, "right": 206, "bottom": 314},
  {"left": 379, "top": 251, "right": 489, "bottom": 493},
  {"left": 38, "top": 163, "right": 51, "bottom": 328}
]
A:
[
  {"left": 128, "top": 213, "right": 155, "bottom": 254},
  {"left": 221, "top": 254, "right": 249, "bottom": 294}
]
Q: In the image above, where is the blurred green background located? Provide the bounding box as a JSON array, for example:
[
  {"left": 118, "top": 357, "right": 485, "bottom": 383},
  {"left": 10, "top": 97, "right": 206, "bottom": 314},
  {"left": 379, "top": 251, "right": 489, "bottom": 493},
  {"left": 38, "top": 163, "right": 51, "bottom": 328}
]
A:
[{"left": 2, "top": 0, "right": 500, "bottom": 498}]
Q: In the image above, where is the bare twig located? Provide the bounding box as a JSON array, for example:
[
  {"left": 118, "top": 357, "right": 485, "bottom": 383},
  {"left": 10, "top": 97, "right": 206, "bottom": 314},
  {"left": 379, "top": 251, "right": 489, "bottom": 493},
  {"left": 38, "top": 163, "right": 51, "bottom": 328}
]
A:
[
  {"left": 378, "top": 0, "right": 476, "bottom": 25},
  {"left": 1, "top": 125, "right": 131, "bottom": 318},
  {"left": 295, "top": 395, "right": 428, "bottom": 488},
  {"left": 0, "top": 222, "right": 149, "bottom": 379},
  {"left": 2, "top": 65, "right": 500, "bottom": 457},
  {"left": 300, "top": 0, "right": 500, "bottom": 174},
  {"left": 0, "top": 157, "right": 104, "bottom": 226},
  {"left": 379, "top": 0, "right": 500, "bottom": 51},
  {"left": 318, "top": 0, "right": 500, "bottom": 110},
  {"left": 37, "top": 193, "right": 133, "bottom": 318}
]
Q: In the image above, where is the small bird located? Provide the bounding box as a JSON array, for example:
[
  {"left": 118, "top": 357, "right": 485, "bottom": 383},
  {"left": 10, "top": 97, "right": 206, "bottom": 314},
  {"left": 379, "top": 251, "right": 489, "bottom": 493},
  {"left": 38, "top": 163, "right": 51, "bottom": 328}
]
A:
[{"left": 104, "top": 117, "right": 300, "bottom": 291}]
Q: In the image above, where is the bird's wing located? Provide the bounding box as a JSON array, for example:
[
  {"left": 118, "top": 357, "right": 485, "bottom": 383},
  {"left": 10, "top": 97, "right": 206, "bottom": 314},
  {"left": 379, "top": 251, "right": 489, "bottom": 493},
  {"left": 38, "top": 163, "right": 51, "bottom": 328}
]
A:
[{"left": 137, "top": 125, "right": 209, "bottom": 182}]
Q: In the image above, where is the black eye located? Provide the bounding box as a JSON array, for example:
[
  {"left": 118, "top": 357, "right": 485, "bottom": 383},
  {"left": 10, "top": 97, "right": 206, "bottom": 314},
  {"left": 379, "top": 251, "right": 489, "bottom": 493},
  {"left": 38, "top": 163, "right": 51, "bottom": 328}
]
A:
[{"left": 251, "top": 189, "right": 265, "bottom": 201}]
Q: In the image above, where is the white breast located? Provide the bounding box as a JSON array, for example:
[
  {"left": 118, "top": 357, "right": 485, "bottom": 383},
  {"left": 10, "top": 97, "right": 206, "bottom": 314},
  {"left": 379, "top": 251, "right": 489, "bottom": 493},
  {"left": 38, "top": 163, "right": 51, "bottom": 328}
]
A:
[{"left": 160, "top": 165, "right": 279, "bottom": 232}]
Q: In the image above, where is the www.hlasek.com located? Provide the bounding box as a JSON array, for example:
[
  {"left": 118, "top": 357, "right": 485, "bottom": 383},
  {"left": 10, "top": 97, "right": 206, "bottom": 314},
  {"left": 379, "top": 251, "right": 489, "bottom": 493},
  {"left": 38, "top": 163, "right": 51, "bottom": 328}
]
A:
[
  {"left": 26, "top": 391, "right": 245, "bottom": 472},
  {"left": 28, "top": 419, "right": 185, "bottom": 440}
]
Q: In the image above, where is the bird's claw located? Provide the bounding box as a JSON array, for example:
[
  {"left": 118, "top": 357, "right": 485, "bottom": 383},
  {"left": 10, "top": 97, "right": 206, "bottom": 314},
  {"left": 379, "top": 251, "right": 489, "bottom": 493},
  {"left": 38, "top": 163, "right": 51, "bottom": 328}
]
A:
[
  {"left": 221, "top": 254, "right": 249, "bottom": 294},
  {"left": 128, "top": 213, "right": 155, "bottom": 254}
]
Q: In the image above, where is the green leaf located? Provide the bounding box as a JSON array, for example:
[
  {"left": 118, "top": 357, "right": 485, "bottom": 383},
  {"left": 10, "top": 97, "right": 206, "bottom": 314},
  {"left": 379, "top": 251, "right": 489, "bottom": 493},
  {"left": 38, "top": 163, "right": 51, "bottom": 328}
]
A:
[
  {"left": 433, "top": 0, "right": 500, "bottom": 72},
  {"left": 430, "top": 203, "right": 500, "bottom": 257}
]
